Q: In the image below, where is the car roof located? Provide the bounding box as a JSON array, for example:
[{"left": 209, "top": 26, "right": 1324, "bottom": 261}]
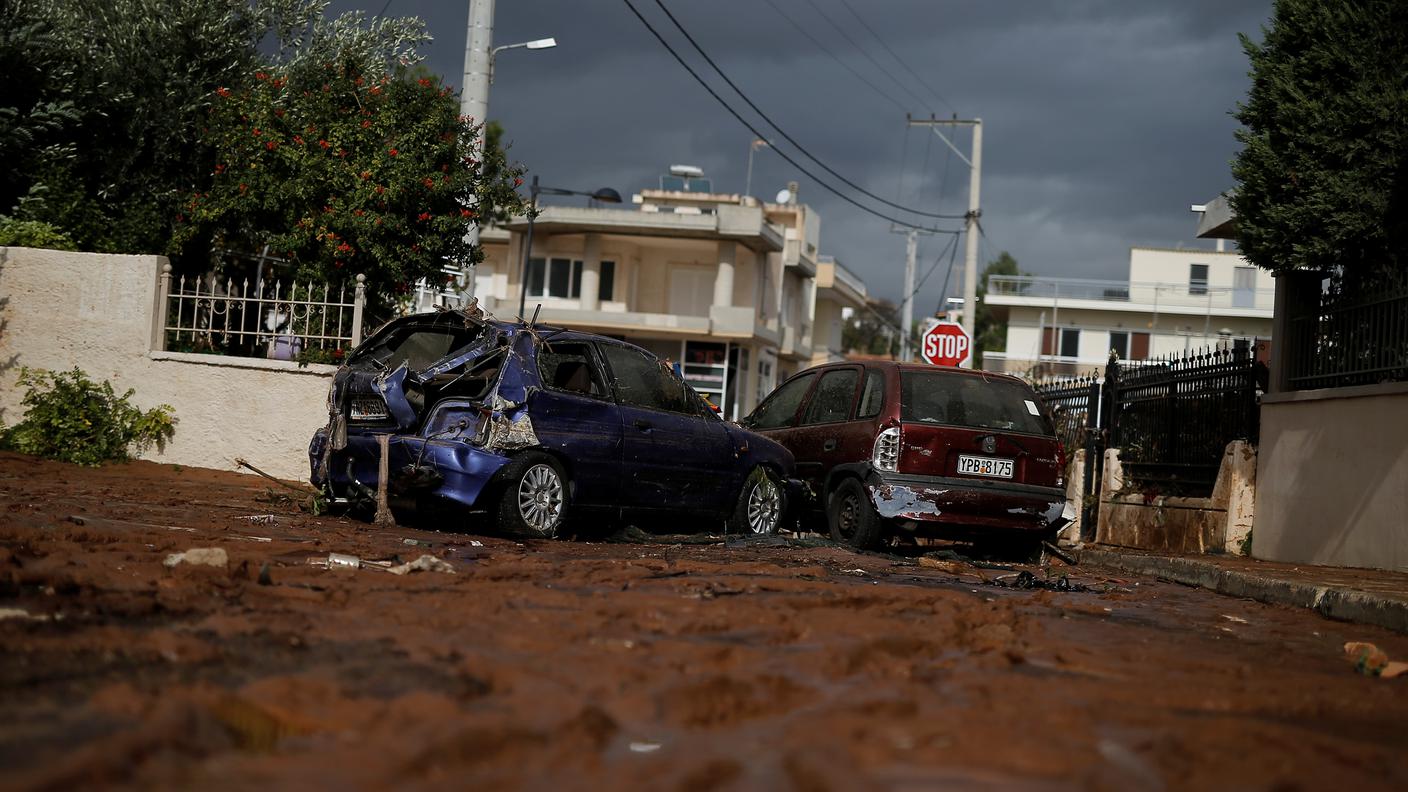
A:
[{"left": 799, "top": 359, "right": 1033, "bottom": 387}]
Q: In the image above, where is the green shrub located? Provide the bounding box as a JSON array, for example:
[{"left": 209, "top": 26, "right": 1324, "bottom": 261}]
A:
[
  {"left": 0, "top": 217, "right": 78, "bottom": 251},
  {"left": 2, "top": 367, "right": 176, "bottom": 466}
]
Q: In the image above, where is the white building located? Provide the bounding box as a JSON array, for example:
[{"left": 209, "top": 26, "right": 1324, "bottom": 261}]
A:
[
  {"left": 466, "top": 168, "right": 868, "bottom": 419},
  {"left": 983, "top": 246, "right": 1274, "bottom": 377}
]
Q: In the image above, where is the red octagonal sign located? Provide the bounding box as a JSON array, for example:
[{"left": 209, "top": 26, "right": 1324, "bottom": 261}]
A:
[{"left": 921, "top": 321, "right": 971, "bottom": 367}]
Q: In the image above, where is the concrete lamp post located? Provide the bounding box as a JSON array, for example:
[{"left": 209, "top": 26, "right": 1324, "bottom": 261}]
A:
[{"left": 516, "top": 175, "right": 623, "bottom": 320}]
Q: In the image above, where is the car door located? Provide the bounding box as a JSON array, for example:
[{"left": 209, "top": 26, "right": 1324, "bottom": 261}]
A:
[
  {"left": 529, "top": 341, "right": 623, "bottom": 508},
  {"left": 790, "top": 367, "right": 863, "bottom": 494},
  {"left": 599, "top": 343, "right": 735, "bottom": 514}
]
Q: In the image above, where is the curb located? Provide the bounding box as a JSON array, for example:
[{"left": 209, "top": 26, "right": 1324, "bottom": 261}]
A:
[{"left": 1077, "top": 548, "right": 1408, "bottom": 634}]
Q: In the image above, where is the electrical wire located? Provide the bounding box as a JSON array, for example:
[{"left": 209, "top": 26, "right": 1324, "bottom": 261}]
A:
[
  {"left": 913, "top": 232, "right": 960, "bottom": 298},
  {"left": 620, "top": 0, "right": 961, "bottom": 233},
  {"left": 650, "top": 0, "right": 964, "bottom": 221},
  {"left": 802, "top": 0, "right": 932, "bottom": 112},
  {"left": 374, "top": 0, "right": 394, "bottom": 18},
  {"left": 758, "top": 0, "right": 908, "bottom": 112},
  {"left": 837, "top": 0, "right": 956, "bottom": 114}
]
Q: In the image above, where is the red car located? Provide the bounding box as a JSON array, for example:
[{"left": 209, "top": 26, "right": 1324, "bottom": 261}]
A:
[{"left": 741, "top": 361, "right": 1071, "bottom": 552}]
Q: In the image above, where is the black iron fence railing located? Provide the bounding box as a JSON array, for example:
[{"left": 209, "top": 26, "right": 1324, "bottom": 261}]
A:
[
  {"left": 1286, "top": 275, "right": 1408, "bottom": 390},
  {"left": 1034, "top": 345, "right": 1264, "bottom": 516}
]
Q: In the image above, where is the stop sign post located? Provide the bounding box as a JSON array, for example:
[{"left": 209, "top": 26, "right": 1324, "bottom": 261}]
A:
[{"left": 921, "top": 321, "right": 971, "bottom": 367}]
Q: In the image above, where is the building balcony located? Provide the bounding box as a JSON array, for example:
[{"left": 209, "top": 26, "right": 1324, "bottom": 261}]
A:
[{"left": 986, "top": 275, "right": 1274, "bottom": 316}]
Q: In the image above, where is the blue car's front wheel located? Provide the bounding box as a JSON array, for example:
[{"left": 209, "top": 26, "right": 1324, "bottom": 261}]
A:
[
  {"left": 729, "top": 466, "right": 783, "bottom": 536},
  {"left": 497, "top": 452, "right": 567, "bottom": 539}
]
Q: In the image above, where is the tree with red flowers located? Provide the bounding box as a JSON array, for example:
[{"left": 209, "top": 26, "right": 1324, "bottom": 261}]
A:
[{"left": 172, "top": 6, "right": 527, "bottom": 304}]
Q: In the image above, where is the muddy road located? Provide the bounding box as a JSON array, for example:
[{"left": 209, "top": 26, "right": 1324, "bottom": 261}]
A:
[{"left": 2, "top": 451, "right": 1406, "bottom": 791}]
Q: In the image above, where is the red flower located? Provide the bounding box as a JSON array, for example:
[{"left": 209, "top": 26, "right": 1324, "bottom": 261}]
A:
[
  {"left": 369, "top": 86, "right": 382, "bottom": 96},
  {"left": 374, "top": 217, "right": 382, "bottom": 226},
  {"left": 293, "top": 135, "right": 304, "bottom": 145},
  {"left": 417, "top": 77, "right": 432, "bottom": 88},
  {"left": 215, "top": 87, "right": 231, "bottom": 98},
  {"left": 361, "top": 120, "right": 371, "bottom": 128},
  {"left": 417, "top": 212, "right": 432, "bottom": 222},
  {"left": 319, "top": 139, "right": 330, "bottom": 149},
  {"left": 422, "top": 178, "right": 434, "bottom": 189},
  {"left": 239, "top": 183, "right": 248, "bottom": 194},
  {"left": 514, "top": 177, "right": 523, "bottom": 187},
  {"left": 252, "top": 128, "right": 261, "bottom": 137},
  {"left": 256, "top": 71, "right": 268, "bottom": 81},
  {"left": 360, "top": 171, "right": 371, "bottom": 180},
  {"left": 336, "top": 242, "right": 353, "bottom": 254},
  {"left": 337, "top": 148, "right": 347, "bottom": 158},
  {"left": 214, "top": 164, "right": 226, "bottom": 174},
  {"left": 271, "top": 78, "right": 284, "bottom": 89},
  {"left": 459, "top": 208, "right": 474, "bottom": 218},
  {"left": 265, "top": 140, "right": 278, "bottom": 151},
  {"left": 374, "top": 185, "right": 385, "bottom": 195},
  {"left": 354, "top": 76, "right": 364, "bottom": 86},
  {"left": 388, "top": 148, "right": 398, "bottom": 157}
]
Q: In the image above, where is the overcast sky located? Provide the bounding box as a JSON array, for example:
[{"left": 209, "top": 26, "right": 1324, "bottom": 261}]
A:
[{"left": 329, "top": 0, "right": 1272, "bottom": 308}]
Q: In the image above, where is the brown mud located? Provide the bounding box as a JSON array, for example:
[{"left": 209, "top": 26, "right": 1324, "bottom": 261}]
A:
[{"left": 1, "top": 451, "right": 1406, "bottom": 790}]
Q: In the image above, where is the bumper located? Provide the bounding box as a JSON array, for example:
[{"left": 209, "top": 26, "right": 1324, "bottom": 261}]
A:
[
  {"left": 866, "top": 472, "right": 1068, "bottom": 535},
  {"left": 310, "top": 428, "right": 512, "bottom": 510}
]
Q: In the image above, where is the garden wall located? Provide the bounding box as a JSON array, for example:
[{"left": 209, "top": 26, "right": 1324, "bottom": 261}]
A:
[{"left": 0, "top": 247, "right": 333, "bottom": 481}]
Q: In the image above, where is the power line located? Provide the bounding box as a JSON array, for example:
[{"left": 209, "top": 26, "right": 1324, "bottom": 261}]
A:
[
  {"left": 914, "top": 232, "right": 960, "bottom": 297},
  {"left": 758, "top": 0, "right": 908, "bottom": 113},
  {"left": 621, "top": 0, "right": 961, "bottom": 233},
  {"left": 650, "top": 0, "right": 964, "bottom": 220},
  {"left": 802, "top": 0, "right": 932, "bottom": 112},
  {"left": 837, "top": 0, "right": 956, "bottom": 114}
]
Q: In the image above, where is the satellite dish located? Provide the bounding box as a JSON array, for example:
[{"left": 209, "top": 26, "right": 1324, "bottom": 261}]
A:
[{"left": 774, "top": 188, "right": 792, "bottom": 205}]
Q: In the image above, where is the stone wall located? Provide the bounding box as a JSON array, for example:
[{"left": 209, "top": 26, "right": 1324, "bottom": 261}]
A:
[{"left": 0, "top": 247, "right": 333, "bottom": 481}]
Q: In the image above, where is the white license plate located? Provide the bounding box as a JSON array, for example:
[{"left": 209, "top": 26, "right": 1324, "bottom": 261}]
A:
[
  {"left": 957, "top": 455, "right": 1013, "bottom": 479},
  {"left": 349, "top": 396, "right": 389, "bottom": 421}
]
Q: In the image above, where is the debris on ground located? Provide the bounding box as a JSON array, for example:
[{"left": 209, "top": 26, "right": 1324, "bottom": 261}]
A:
[
  {"left": 990, "top": 570, "right": 1089, "bottom": 592},
  {"left": 628, "top": 741, "right": 662, "bottom": 753},
  {"left": 919, "top": 555, "right": 965, "bottom": 573},
  {"left": 1345, "top": 642, "right": 1408, "bottom": 678},
  {"left": 1222, "top": 614, "right": 1249, "bottom": 624},
  {"left": 387, "top": 554, "right": 456, "bottom": 576},
  {"left": 1042, "top": 541, "right": 1078, "bottom": 566},
  {"left": 163, "top": 547, "right": 229, "bottom": 569},
  {"left": 238, "top": 514, "right": 279, "bottom": 525},
  {"left": 0, "top": 607, "right": 61, "bottom": 622}
]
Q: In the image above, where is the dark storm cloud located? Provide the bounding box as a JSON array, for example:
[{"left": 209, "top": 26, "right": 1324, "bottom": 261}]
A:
[{"left": 330, "top": 0, "right": 1272, "bottom": 308}]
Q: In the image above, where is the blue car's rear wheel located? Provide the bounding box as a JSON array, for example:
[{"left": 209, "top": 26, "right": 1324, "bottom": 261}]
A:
[{"left": 497, "top": 452, "right": 567, "bottom": 539}]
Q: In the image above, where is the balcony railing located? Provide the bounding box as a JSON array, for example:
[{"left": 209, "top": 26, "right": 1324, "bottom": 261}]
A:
[{"left": 987, "top": 275, "right": 1275, "bottom": 312}]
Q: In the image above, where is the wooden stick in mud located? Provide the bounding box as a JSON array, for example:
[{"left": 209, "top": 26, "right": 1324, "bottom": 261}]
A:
[{"left": 374, "top": 434, "right": 396, "bottom": 527}]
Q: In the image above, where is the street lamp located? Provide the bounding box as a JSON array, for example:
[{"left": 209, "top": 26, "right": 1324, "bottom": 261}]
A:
[
  {"left": 489, "top": 37, "right": 557, "bottom": 84},
  {"left": 744, "top": 138, "right": 769, "bottom": 197},
  {"left": 516, "top": 175, "right": 623, "bottom": 320}
]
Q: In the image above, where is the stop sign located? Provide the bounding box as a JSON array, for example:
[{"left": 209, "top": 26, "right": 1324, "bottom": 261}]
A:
[{"left": 921, "top": 321, "right": 971, "bottom": 367}]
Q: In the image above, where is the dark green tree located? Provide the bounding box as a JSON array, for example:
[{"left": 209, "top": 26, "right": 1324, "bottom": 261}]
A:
[
  {"left": 843, "top": 298, "right": 901, "bottom": 357},
  {"left": 1230, "top": 0, "right": 1408, "bottom": 286},
  {"left": 974, "top": 251, "right": 1023, "bottom": 368}
]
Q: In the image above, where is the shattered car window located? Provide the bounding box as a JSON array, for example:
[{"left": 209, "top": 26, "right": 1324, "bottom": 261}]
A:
[
  {"left": 538, "top": 344, "right": 607, "bottom": 398},
  {"left": 901, "top": 372, "right": 1054, "bottom": 436},
  {"left": 349, "top": 324, "right": 483, "bottom": 371},
  {"left": 600, "top": 344, "right": 693, "bottom": 414}
]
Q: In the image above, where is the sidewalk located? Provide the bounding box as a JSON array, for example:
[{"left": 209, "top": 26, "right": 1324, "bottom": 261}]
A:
[{"left": 1075, "top": 546, "right": 1408, "bottom": 634}]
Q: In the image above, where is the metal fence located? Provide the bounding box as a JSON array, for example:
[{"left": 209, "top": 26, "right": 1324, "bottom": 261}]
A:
[
  {"left": 1286, "top": 272, "right": 1408, "bottom": 390},
  {"left": 156, "top": 263, "right": 365, "bottom": 362},
  {"left": 1033, "top": 345, "right": 1264, "bottom": 533},
  {"left": 1031, "top": 371, "right": 1100, "bottom": 454},
  {"left": 1110, "top": 346, "right": 1263, "bottom": 494}
]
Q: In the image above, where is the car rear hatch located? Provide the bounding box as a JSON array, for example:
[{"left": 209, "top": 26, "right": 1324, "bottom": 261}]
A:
[
  {"left": 895, "top": 370, "right": 1062, "bottom": 488},
  {"left": 332, "top": 314, "right": 509, "bottom": 435}
]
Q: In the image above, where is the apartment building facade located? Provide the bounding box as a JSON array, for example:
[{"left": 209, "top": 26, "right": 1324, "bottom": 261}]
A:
[
  {"left": 466, "top": 173, "right": 858, "bottom": 420},
  {"left": 983, "top": 247, "right": 1274, "bottom": 377}
]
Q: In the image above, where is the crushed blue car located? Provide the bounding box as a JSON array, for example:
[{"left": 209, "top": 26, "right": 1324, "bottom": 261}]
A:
[{"left": 309, "top": 309, "right": 797, "bottom": 538}]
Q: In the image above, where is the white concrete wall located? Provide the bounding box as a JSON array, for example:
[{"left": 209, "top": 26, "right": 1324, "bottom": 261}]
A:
[
  {"left": 1255, "top": 384, "right": 1408, "bottom": 572},
  {"left": 998, "top": 304, "right": 1272, "bottom": 369},
  {"left": 1128, "top": 247, "right": 1274, "bottom": 310},
  {"left": 0, "top": 247, "right": 333, "bottom": 481}
]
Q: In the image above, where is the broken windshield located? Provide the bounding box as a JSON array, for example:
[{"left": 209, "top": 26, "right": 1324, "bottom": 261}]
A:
[{"left": 349, "top": 322, "right": 486, "bottom": 372}]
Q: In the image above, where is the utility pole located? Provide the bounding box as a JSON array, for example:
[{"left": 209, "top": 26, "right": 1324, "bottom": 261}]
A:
[
  {"left": 907, "top": 115, "right": 982, "bottom": 366},
  {"left": 890, "top": 226, "right": 932, "bottom": 361},
  {"left": 459, "top": 0, "right": 495, "bottom": 300}
]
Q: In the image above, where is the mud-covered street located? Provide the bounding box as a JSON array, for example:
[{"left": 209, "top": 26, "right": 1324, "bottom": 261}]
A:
[{"left": 2, "top": 451, "right": 1406, "bottom": 791}]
